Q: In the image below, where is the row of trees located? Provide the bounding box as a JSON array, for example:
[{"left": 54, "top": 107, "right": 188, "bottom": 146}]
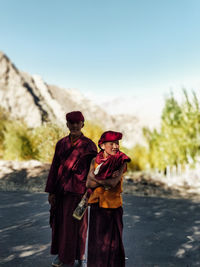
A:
[{"left": 137, "top": 90, "right": 200, "bottom": 171}]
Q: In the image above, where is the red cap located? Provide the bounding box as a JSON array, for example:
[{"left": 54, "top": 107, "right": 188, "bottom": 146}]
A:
[
  {"left": 66, "top": 111, "right": 84, "bottom": 123},
  {"left": 98, "top": 131, "right": 122, "bottom": 148}
]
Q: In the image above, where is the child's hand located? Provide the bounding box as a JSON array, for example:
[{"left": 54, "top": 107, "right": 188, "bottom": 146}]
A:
[{"left": 112, "top": 170, "right": 119, "bottom": 178}]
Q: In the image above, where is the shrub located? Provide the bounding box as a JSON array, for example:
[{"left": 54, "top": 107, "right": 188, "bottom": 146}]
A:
[
  {"left": 82, "top": 121, "right": 104, "bottom": 148},
  {"left": 32, "top": 123, "right": 65, "bottom": 162},
  {"left": 3, "top": 121, "right": 37, "bottom": 160}
]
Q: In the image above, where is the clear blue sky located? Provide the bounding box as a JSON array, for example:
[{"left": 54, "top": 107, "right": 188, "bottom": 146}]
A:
[{"left": 1, "top": 0, "right": 200, "bottom": 105}]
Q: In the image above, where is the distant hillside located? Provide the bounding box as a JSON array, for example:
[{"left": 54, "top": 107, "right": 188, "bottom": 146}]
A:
[{"left": 0, "top": 51, "right": 144, "bottom": 147}]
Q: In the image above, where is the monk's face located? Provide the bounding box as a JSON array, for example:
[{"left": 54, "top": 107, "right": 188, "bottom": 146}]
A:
[
  {"left": 66, "top": 121, "right": 84, "bottom": 136},
  {"left": 101, "top": 141, "right": 119, "bottom": 157}
]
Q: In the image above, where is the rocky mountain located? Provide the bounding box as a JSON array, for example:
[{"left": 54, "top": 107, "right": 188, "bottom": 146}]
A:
[{"left": 0, "top": 51, "right": 144, "bottom": 147}]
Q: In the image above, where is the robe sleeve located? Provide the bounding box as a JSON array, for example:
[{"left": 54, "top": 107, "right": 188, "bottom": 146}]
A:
[
  {"left": 85, "top": 140, "right": 98, "bottom": 158},
  {"left": 45, "top": 141, "right": 61, "bottom": 193}
]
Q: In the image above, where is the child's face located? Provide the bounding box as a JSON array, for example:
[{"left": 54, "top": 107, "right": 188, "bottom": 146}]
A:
[{"left": 101, "top": 141, "right": 119, "bottom": 156}]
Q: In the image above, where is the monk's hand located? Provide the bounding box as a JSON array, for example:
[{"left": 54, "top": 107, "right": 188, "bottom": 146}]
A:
[
  {"left": 112, "top": 170, "right": 120, "bottom": 178},
  {"left": 48, "top": 193, "right": 56, "bottom": 206}
]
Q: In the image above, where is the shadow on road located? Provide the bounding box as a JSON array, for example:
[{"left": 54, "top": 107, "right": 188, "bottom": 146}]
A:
[
  {"left": 123, "top": 194, "right": 200, "bottom": 266},
  {"left": 0, "top": 191, "right": 51, "bottom": 267}
]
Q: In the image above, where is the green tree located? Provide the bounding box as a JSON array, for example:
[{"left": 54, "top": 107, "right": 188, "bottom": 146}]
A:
[{"left": 143, "top": 90, "right": 200, "bottom": 171}]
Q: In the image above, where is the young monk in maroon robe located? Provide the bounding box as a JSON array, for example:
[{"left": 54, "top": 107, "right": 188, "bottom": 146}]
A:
[
  {"left": 45, "top": 111, "right": 97, "bottom": 267},
  {"left": 86, "top": 131, "right": 130, "bottom": 267}
]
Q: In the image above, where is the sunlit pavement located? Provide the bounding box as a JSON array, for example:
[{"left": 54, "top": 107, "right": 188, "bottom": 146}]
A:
[{"left": 1, "top": 191, "right": 200, "bottom": 266}]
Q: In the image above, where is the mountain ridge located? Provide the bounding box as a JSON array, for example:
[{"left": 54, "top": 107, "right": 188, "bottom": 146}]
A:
[{"left": 0, "top": 51, "right": 144, "bottom": 147}]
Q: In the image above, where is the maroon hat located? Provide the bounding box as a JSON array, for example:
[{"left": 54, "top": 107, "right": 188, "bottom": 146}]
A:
[
  {"left": 98, "top": 130, "right": 123, "bottom": 149},
  {"left": 66, "top": 111, "right": 84, "bottom": 123}
]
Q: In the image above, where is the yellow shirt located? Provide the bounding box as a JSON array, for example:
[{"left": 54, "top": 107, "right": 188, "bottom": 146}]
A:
[{"left": 88, "top": 162, "right": 123, "bottom": 208}]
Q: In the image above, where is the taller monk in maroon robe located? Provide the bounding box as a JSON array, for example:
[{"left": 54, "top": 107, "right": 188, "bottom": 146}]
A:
[{"left": 45, "top": 111, "right": 97, "bottom": 267}]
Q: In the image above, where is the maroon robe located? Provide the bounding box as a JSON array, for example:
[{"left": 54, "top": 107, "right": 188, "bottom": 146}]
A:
[
  {"left": 88, "top": 204, "right": 125, "bottom": 267},
  {"left": 45, "top": 134, "right": 97, "bottom": 266},
  {"left": 95, "top": 150, "right": 130, "bottom": 180}
]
